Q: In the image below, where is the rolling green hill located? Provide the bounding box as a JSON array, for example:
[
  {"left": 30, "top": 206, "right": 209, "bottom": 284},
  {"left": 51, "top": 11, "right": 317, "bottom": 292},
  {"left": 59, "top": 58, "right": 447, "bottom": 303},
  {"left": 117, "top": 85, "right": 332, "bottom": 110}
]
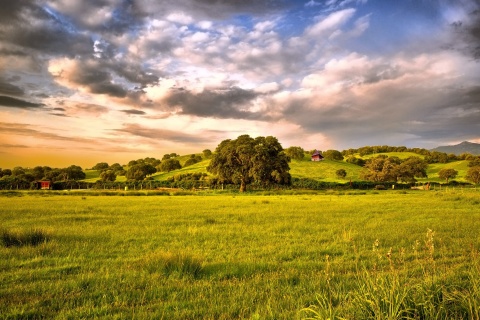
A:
[
  {"left": 84, "top": 152, "right": 473, "bottom": 184},
  {"left": 360, "top": 152, "right": 425, "bottom": 160},
  {"left": 289, "top": 159, "right": 362, "bottom": 182}
]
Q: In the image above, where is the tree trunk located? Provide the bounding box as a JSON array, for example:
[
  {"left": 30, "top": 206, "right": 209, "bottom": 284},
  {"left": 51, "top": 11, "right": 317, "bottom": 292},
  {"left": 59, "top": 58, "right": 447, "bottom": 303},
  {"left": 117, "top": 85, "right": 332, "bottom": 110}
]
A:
[{"left": 240, "top": 180, "right": 246, "bottom": 192}]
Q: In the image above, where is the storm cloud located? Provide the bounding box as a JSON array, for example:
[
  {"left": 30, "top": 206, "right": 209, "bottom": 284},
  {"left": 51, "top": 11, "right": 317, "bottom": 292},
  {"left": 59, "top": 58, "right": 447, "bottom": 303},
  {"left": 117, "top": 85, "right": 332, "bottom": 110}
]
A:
[{"left": 0, "top": 96, "right": 45, "bottom": 109}]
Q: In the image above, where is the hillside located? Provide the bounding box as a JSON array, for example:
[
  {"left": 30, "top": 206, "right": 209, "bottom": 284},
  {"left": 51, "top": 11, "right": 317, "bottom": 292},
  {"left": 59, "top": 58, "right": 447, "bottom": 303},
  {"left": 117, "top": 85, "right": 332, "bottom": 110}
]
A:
[
  {"left": 83, "top": 151, "right": 474, "bottom": 184},
  {"left": 431, "top": 141, "right": 480, "bottom": 155}
]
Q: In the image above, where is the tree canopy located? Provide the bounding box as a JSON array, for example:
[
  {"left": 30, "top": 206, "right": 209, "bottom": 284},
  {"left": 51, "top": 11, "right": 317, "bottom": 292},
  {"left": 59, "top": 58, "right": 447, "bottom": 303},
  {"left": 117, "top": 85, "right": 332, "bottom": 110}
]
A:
[
  {"left": 284, "top": 146, "right": 305, "bottom": 160},
  {"left": 207, "top": 135, "right": 291, "bottom": 192},
  {"left": 158, "top": 159, "right": 182, "bottom": 172},
  {"left": 438, "top": 168, "right": 458, "bottom": 183},
  {"left": 360, "top": 156, "right": 427, "bottom": 183},
  {"left": 466, "top": 166, "right": 480, "bottom": 184}
]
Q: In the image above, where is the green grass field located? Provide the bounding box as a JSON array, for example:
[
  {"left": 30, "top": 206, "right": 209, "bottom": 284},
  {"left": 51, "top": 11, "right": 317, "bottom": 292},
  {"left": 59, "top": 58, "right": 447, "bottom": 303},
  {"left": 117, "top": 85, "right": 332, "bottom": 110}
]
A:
[{"left": 1, "top": 190, "right": 479, "bottom": 319}]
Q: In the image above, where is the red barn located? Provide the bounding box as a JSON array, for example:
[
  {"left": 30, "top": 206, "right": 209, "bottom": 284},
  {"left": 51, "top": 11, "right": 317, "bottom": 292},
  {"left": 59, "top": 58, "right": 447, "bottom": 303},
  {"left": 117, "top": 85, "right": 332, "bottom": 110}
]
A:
[
  {"left": 38, "top": 181, "right": 52, "bottom": 190},
  {"left": 311, "top": 150, "right": 324, "bottom": 161}
]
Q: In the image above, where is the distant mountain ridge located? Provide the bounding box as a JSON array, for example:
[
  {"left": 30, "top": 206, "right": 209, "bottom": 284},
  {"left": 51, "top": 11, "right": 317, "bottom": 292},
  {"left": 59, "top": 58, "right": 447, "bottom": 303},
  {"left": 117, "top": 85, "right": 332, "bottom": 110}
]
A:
[{"left": 431, "top": 141, "right": 480, "bottom": 155}]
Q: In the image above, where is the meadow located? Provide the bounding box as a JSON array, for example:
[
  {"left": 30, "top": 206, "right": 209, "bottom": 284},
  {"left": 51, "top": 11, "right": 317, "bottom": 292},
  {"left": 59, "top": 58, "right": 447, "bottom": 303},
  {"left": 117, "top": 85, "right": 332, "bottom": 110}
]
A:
[{"left": 1, "top": 190, "right": 479, "bottom": 319}]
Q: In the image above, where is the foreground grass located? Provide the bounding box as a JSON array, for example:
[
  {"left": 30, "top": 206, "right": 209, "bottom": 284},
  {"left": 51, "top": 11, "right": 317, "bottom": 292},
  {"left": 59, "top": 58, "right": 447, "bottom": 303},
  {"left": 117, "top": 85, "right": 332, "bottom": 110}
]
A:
[{"left": 1, "top": 190, "right": 479, "bottom": 319}]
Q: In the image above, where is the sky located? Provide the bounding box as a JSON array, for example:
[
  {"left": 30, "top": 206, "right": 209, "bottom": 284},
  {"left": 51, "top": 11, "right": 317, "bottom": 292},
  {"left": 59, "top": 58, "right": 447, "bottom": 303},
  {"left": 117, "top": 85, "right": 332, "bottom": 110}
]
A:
[{"left": 1, "top": 0, "right": 480, "bottom": 168}]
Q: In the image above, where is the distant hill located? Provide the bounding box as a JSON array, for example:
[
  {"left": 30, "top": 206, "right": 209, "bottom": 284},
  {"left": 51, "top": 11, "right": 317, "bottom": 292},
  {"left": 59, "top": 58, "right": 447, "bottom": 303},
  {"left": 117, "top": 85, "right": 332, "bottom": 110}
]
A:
[{"left": 431, "top": 141, "right": 480, "bottom": 155}]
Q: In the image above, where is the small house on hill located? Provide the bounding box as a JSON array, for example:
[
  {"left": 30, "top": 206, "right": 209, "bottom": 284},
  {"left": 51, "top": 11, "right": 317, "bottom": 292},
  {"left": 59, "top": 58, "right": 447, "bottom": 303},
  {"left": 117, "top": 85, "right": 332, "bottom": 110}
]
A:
[
  {"left": 37, "top": 181, "right": 52, "bottom": 190},
  {"left": 311, "top": 150, "right": 324, "bottom": 161}
]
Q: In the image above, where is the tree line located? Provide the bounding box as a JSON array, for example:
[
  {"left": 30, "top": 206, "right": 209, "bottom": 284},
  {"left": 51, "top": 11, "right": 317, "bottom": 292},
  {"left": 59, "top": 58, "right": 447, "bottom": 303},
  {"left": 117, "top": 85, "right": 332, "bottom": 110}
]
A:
[{"left": 2, "top": 137, "right": 480, "bottom": 191}]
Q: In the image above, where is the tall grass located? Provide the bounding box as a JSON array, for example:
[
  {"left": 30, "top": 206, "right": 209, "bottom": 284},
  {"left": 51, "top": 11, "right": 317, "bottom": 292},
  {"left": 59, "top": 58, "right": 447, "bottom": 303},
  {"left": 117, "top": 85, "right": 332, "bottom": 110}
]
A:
[
  {"left": 302, "top": 228, "right": 480, "bottom": 319},
  {"left": 0, "top": 191, "right": 479, "bottom": 319},
  {"left": 1, "top": 228, "right": 50, "bottom": 247}
]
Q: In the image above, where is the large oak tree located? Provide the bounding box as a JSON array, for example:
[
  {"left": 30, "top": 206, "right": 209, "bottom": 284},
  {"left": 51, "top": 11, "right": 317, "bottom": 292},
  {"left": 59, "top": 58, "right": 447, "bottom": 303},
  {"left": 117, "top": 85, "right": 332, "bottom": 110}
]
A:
[{"left": 207, "top": 135, "right": 291, "bottom": 192}]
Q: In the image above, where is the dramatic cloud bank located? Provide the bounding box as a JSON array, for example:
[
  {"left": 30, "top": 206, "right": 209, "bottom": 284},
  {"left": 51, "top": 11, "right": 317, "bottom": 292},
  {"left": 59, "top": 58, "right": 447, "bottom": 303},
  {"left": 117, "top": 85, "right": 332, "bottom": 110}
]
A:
[{"left": 1, "top": 0, "right": 479, "bottom": 167}]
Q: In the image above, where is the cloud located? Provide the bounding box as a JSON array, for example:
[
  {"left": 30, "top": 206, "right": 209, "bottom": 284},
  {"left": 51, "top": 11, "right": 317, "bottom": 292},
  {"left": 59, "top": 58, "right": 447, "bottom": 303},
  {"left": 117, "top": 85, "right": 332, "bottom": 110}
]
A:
[
  {"left": 0, "top": 96, "right": 45, "bottom": 109},
  {"left": 0, "top": 80, "right": 25, "bottom": 96},
  {"left": 49, "top": 58, "right": 128, "bottom": 98},
  {"left": 452, "top": 8, "right": 480, "bottom": 59},
  {"left": 305, "top": 8, "right": 356, "bottom": 37},
  {"left": 115, "top": 123, "right": 212, "bottom": 143},
  {"left": 0, "top": 122, "right": 92, "bottom": 143},
  {"left": 165, "top": 87, "right": 263, "bottom": 119},
  {"left": 121, "top": 109, "right": 146, "bottom": 115},
  {"left": 277, "top": 51, "right": 480, "bottom": 147},
  {"left": 0, "top": 143, "right": 30, "bottom": 149}
]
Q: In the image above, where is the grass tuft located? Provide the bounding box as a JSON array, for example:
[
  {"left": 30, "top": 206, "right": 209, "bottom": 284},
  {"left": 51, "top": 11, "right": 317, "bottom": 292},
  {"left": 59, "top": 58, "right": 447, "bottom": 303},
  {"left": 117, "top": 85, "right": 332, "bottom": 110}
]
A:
[
  {"left": 1, "top": 228, "right": 50, "bottom": 247},
  {"left": 142, "top": 251, "right": 204, "bottom": 279}
]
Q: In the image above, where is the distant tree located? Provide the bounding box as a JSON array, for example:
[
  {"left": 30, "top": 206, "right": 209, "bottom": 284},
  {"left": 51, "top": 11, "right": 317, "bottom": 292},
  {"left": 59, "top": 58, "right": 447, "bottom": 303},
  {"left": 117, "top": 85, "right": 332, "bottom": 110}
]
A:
[
  {"left": 396, "top": 157, "right": 428, "bottom": 183},
  {"left": 323, "top": 150, "right": 344, "bottom": 161},
  {"left": 447, "top": 153, "right": 458, "bottom": 161},
  {"left": 143, "top": 157, "right": 161, "bottom": 167},
  {"left": 336, "top": 169, "right": 347, "bottom": 179},
  {"left": 1, "top": 169, "right": 12, "bottom": 177},
  {"left": 170, "top": 153, "right": 178, "bottom": 158},
  {"left": 203, "top": 149, "right": 212, "bottom": 159},
  {"left": 162, "top": 154, "right": 171, "bottom": 160},
  {"left": 93, "top": 162, "right": 109, "bottom": 170},
  {"left": 468, "top": 157, "right": 480, "bottom": 167},
  {"left": 184, "top": 158, "right": 196, "bottom": 167},
  {"left": 159, "top": 159, "right": 182, "bottom": 172},
  {"left": 63, "top": 165, "right": 86, "bottom": 180},
  {"left": 438, "top": 168, "right": 458, "bottom": 183},
  {"left": 31, "top": 166, "right": 46, "bottom": 180},
  {"left": 346, "top": 156, "right": 366, "bottom": 167},
  {"left": 360, "top": 156, "right": 401, "bottom": 182},
  {"left": 109, "top": 163, "right": 123, "bottom": 171},
  {"left": 466, "top": 166, "right": 480, "bottom": 184},
  {"left": 184, "top": 154, "right": 203, "bottom": 167},
  {"left": 207, "top": 135, "right": 291, "bottom": 192},
  {"left": 45, "top": 169, "right": 62, "bottom": 181},
  {"left": 285, "top": 146, "right": 305, "bottom": 160},
  {"left": 459, "top": 153, "right": 475, "bottom": 161},
  {"left": 425, "top": 151, "right": 449, "bottom": 164},
  {"left": 125, "top": 163, "right": 155, "bottom": 180},
  {"left": 12, "top": 167, "right": 25, "bottom": 176},
  {"left": 100, "top": 170, "right": 117, "bottom": 182}
]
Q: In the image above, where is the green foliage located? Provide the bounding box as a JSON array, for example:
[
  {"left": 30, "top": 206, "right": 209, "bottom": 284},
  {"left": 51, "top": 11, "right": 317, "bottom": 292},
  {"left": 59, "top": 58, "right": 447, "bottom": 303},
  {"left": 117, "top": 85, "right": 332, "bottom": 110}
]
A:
[
  {"left": 361, "top": 156, "right": 428, "bottom": 183},
  {"left": 99, "top": 169, "right": 116, "bottom": 182},
  {"left": 184, "top": 154, "right": 203, "bottom": 167},
  {"left": 285, "top": 146, "right": 306, "bottom": 160},
  {"left": 468, "top": 157, "right": 480, "bottom": 167},
  {"left": 202, "top": 149, "right": 212, "bottom": 159},
  {"left": 438, "top": 168, "right": 458, "bottom": 183},
  {"left": 126, "top": 163, "right": 156, "bottom": 180},
  {"left": 323, "top": 149, "right": 344, "bottom": 161},
  {"left": 346, "top": 155, "right": 366, "bottom": 167},
  {"left": 466, "top": 166, "right": 480, "bottom": 184},
  {"left": 207, "top": 135, "right": 291, "bottom": 192},
  {"left": 158, "top": 158, "right": 182, "bottom": 172},
  {"left": 335, "top": 168, "right": 347, "bottom": 179},
  {"left": 92, "top": 162, "right": 109, "bottom": 170}
]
